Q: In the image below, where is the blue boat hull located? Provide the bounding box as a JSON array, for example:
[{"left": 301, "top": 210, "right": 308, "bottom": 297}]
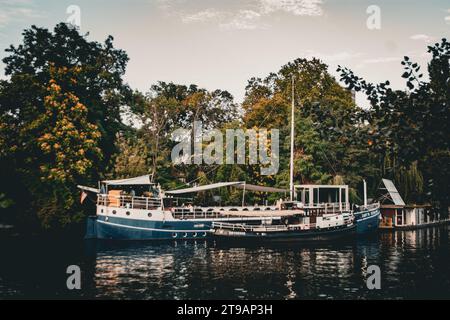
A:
[
  {"left": 86, "top": 206, "right": 381, "bottom": 240},
  {"left": 355, "top": 207, "right": 381, "bottom": 234},
  {"left": 86, "top": 215, "right": 214, "bottom": 240},
  {"left": 214, "top": 224, "right": 356, "bottom": 243}
]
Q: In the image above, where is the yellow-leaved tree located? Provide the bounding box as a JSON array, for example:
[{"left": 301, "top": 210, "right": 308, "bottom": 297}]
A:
[{"left": 33, "top": 65, "right": 102, "bottom": 228}]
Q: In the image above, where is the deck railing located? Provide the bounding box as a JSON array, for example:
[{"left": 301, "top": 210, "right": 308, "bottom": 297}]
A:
[
  {"left": 212, "top": 221, "right": 313, "bottom": 233},
  {"left": 358, "top": 202, "right": 380, "bottom": 212},
  {"left": 303, "top": 202, "right": 349, "bottom": 213},
  {"left": 170, "top": 205, "right": 280, "bottom": 220},
  {"left": 97, "top": 194, "right": 161, "bottom": 210}
]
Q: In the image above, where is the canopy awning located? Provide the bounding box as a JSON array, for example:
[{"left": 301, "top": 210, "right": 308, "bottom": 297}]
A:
[
  {"left": 166, "top": 182, "right": 288, "bottom": 195},
  {"left": 295, "top": 184, "right": 348, "bottom": 189},
  {"left": 102, "top": 174, "right": 154, "bottom": 186},
  {"left": 77, "top": 185, "right": 100, "bottom": 194},
  {"left": 166, "top": 182, "right": 242, "bottom": 195},
  {"left": 235, "top": 184, "right": 288, "bottom": 193}
]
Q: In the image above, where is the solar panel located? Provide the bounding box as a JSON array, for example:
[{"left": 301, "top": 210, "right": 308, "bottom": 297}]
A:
[{"left": 382, "top": 179, "right": 406, "bottom": 206}]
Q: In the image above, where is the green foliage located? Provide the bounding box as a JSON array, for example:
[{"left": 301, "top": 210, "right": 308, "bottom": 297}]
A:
[
  {"left": 338, "top": 38, "right": 450, "bottom": 210},
  {"left": 110, "top": 133, "right": 149, "bottom": 179},
  {"left": 0, "top": 23, "right": 130, "bottom": 230},
  {"left": 1, "top": 23, "right": 447, "bottom": 231},
  {"left": 242, "top": 58, "right": 372, "bottom": 198},
  {"left": 128, "top": 82, "right": 241, "bottom": 188}
]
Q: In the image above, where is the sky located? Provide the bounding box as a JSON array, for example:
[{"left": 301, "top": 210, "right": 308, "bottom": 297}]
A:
[{"left": 0, "top": 0, "right": 449, "bottom": 107}]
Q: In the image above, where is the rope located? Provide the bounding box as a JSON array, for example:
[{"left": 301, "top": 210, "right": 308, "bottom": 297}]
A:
[{"left": 173, "top": 99, "right": 282, "bottom": 189}]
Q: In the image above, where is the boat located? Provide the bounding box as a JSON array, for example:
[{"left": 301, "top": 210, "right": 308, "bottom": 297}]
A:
[
  {"left": 78, "top": 75, "right": 380, "bottom": 241},
  {"left": 378, "top": 179, "right": 449, "bottom": 230},
  {"left": 212, "top": 211, "right": 356, "bottom": 242},
  {"left": 353, "top": 179, "right": 381, "bottom": 234},
  {"left": 80, "top": 178, "right": 298, "bottom": 241},
  {"left": 294, "top": 184, "right": 380, "bottom": 235},
  {"left": 79, "top": 177, "right": 363, "bottom": 241},
  {"left": 354, "top": 203, "right": 381, "bottom": 234}
]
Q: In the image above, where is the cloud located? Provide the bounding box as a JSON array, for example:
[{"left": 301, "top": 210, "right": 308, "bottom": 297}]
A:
[
  {"left": 180, "top": 8, "right": 266, "bottom": 31},
  {"left": 180, "top": 9, "right": 264, "bottom": 30},
  {"left": 181, "top": 8, "right": 224, "bottom": 23},
  {"left": 410, "top": 34, "right": 435, "bottom": 43},
  {"left": 168, "top": 0, "right": 324, "bottom": 31},
  {"left": 352, "top": 56, "right": 401, "bottom": 69},
  {"left": 0, "top": 1, "right": 43, "bottom": 28},
  {"left": 302, "top": 50, "right": 362, "bottom": 62},
  {"left": 445, "top": 9, "right": 450, "bottom": 24},
  {"left": 259, "top": 0, "right": 324, "bottom": 16},
  {"left": 219, "top": 10, "right": 264, "bottom": 30},
  {"left": 361, "top": 57, "right": 400, "bottom": 64}
]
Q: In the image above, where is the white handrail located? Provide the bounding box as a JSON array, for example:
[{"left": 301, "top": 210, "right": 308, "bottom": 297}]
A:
[{"left": 97, "top": 194, "right": 161, "bottom": 210}]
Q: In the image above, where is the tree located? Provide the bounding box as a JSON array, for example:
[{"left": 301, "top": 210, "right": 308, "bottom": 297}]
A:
[
  {"left": 131, "top": 82, "right": 240, "bottom": 187},
  {"left": 338, "top": 39, "right": 449, "bottom": 211},
  {"left": 0, "top": 23, "right": 130, "bottom": 229},
  {"left": 31, "top": 66, "right": 101, "bottom": 228},
  {"left": 110, "top": 133, "right": 149, "bottom": 179},
  {"left": 1, "top": 23, "right": 130, "bottom": 174},
  {"left": 242, "top": 58, "right": 372, "bottom": 201}
]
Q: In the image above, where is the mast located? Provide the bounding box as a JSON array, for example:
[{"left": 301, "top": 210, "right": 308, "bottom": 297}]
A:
[
  {"left": 289, "top": 76, "right": 295, "bottom": 201},
  {"left": 363, "top": 179, "right": 368, "bottom": 207}
]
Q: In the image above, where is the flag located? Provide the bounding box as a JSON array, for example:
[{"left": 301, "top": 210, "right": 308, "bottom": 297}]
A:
[{"left": 80, "top": 191, "right": 88, "bottom": 204}]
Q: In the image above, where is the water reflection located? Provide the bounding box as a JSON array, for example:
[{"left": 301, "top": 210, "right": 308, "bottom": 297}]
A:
[{"left": 0, "top": 226, "right": 449, "bottom": 299}]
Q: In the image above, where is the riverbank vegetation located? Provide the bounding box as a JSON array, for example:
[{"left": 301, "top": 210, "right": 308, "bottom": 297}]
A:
[{"left": 0, "top": 23, "right": 448, "bottom": 232}]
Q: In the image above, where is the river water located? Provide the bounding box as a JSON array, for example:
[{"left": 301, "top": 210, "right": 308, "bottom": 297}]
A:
[{"left": 0, "top": 226, "right": 449, "bottom": 299}]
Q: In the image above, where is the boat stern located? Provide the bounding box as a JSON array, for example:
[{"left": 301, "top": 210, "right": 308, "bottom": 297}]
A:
[{"left": 85, "top": 215, "right": 98, "bottom": 239}]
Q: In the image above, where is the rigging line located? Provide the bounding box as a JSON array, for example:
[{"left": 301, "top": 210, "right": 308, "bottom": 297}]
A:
[
  {"left": 258, "top": 105, "right": 277, "bottom": 128},
  {"left": 175, "top": 164, "right": 222, "bottom": 189},
  {"left": 317, "top": 143, "right": 338, "bottom": 177},
  {"left": 173, "top": 101, "right": 281, "bottom": 189}
]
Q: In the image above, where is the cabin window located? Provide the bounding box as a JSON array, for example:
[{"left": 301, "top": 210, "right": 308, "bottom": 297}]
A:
[
  {"left": 183, "top": 233, "right": 188, "bottom": 238},
  {"left": 193, "top": 232, "right": 198, "bottom": 238},
  {"left": 126, "top": 211, "right": 131, "bottom": 216},
  {"left": 112, "top": 210, "right": 117, "bottom": 215},
  {"left": 172, "top": 233, "right": 177, "bottom": 238},
  {"left": 148, "top": 213, "right": 152, "bottom": 218}
]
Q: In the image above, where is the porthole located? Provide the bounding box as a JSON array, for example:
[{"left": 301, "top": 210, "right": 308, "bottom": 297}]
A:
[
  {"left": 112, "top": 210, "right": 116, "bottom": 215},
  {"left": 148, "top": 213, "right": 152, "bottom": 218},
  {"left": 183, "top": 232, "right": 188, "bottom": 238},
  {"left": 101, "top": 209, "right": 104, "bottom": 213},
  {"left": 193, "top": 232, "right": 198, "bottom": 238},
  {"left": 202, "top": 232, "right": 207, "bottom": 237},
  {"left": 126, "top": 211, "right": 131, "bottom": 216},
  {"left": 172, "top": 233, "right": 177, "bottom": 238}
]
